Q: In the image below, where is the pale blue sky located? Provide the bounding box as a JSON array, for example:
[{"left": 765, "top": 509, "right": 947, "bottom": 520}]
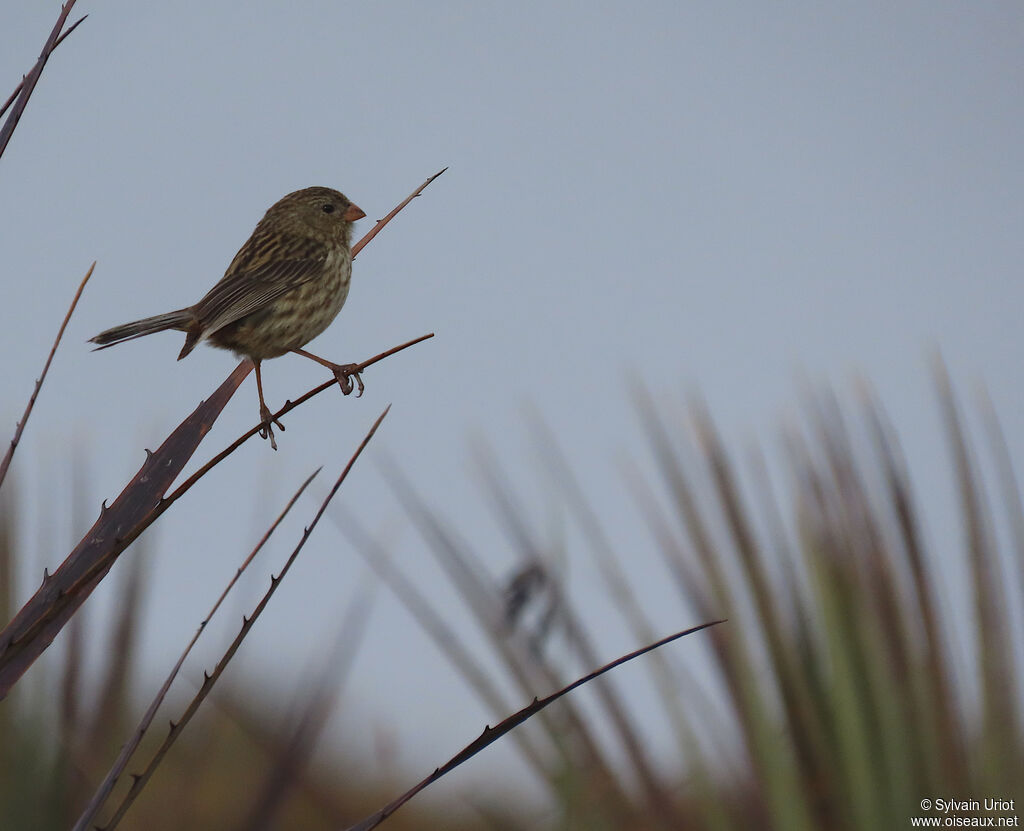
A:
[{"left": 2, "top": 1, "right": 1023, "bottom": 809}]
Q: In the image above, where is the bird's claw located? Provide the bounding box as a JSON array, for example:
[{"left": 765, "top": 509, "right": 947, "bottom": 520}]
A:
[
  {"left": 333, "top": 363, "right": 364, "bottom": 397},
  {"left": 258, "top": 404, "right": 285, "bottom": 451}
]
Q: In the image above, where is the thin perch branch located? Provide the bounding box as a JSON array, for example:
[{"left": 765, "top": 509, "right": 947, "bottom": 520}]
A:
[
  {"left": 351, "top": 168, "right": 447, "bottom": 258},
  {"left": 165, "top": 333, "right": 434, "bottom": 503},
  {"left": 0, "top": 262, "right": 94, "bottom": 493}
]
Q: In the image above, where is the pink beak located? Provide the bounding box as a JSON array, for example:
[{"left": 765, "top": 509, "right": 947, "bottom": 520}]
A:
[{"left": 343, "top": 203, "right": 366, "bottom": 221}]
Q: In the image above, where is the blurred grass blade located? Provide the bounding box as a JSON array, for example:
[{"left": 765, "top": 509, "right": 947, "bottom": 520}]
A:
[
  {"left": 934, "top": 359, "right": 1021, "bottom": 792},
  {"left": 473, "top": 437, "right": 682, "bottom": 829},
  {"left": 380, "top": 457, "right": 634, "bottom": 817},
  {"left": 330, "top": 504, "right": 561, "bottom": 795},
  {"left": 234, "top": 585, "right": 375, "bottom": 831}
]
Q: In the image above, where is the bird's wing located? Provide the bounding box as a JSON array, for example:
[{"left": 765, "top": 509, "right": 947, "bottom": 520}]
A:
[{"left": 193, "top": 233, "right": 329, "bottom": 336}]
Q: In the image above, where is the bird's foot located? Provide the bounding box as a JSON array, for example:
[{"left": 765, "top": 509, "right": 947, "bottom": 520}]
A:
[
  {"left": 258, "top": 404, "right": 285, "bottom": 451},
  {"left": 331, "top": 363, "right": 365, "bottom": 397}
]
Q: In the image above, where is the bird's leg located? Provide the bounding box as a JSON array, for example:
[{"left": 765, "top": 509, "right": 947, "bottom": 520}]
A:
[
  {"left": 291, "top": 348, "right": 364, "bottom": 397},
  {"left": 254, "top": 360, "right": 284, "bottom": 450}
]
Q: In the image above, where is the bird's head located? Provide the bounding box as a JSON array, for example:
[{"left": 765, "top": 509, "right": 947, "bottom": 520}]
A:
[{"left": 264, "top": 186, "right": 366, "bottom": 246}]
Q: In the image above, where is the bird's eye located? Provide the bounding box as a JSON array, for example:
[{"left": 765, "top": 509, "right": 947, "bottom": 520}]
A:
[{"left": 321, "top": 203, "right": 335, "bottom": 214}]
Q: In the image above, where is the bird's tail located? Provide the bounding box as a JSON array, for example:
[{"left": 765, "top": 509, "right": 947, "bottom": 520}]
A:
[{"left": 89, "top": 309, "right": 194, "bottom": 350}]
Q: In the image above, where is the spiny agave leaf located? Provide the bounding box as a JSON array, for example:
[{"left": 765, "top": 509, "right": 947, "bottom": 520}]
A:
[{"left": 0, "top": 361, "right": 252, "bottom": 698}]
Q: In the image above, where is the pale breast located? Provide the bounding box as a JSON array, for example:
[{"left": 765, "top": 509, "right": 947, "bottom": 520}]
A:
[{"left": 209, "top": 248, "right": 353, "bottom": 360}]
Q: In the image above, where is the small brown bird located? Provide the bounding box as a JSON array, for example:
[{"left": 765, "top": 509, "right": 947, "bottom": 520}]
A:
[{"left": 90, "top": 186, "right": 367, "bottom": 449}]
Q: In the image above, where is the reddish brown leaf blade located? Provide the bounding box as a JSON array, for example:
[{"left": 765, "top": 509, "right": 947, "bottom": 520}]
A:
[
  {"left": 0, "top": 360, "right": 252, "bottom": 698},
  {"left": 0, "top": 1, "right": 83, "bottom": 159}
]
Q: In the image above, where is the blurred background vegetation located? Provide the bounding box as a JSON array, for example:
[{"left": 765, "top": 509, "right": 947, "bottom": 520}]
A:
[{"left": 2, "top": 364, "right": 1021, "bottom": 829}]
